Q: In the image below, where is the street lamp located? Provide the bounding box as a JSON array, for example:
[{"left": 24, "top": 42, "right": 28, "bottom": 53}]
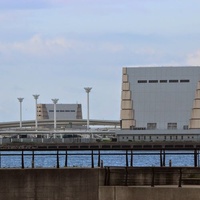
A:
[
  {"left": 52, "top": 98, "right": 59, "bottom": 131},
  {"left": 84, "top": 87, "right": 92, "bottom": 130},
  {"left": 33, "top": 94, "right": 40, "bottom": 130},
  {"left": 17, "top": 97, "right": 24, "bottom": 128}
]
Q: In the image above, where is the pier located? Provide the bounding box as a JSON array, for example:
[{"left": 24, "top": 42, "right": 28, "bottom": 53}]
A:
[{"left": 1, "top": 142, "right": 200, "bottom": 168}]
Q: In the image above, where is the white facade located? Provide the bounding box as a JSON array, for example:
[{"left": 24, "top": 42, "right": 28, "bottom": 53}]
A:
[{"left": 121, "top": 66, "right": 200, "bottom": 130}]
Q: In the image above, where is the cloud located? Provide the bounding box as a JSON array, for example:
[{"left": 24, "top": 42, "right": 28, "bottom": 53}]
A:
[
  {"left": 187, "top": 50, "right": 200, "bottom": 65},
  {"left": 0, "top": 35, "right": 126, "bottom": 58},
  {"left": 0, "top": 0, "right": 72, "bottom": 10},
  {"left": 0, "top": 35, "right": 75, "bottom": 57}
]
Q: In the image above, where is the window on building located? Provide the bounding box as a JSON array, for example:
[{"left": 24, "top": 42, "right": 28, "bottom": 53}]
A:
[
  {"left": 138, "top": 80, "right": 147, "bottom": 83},
  {"left": 160, "top": 80, "right": 167, "bottom": 83},
  {"left": 49, "top": 110, "right": 54, "bottom": 112},
  {"left": 180, "top": 79, "right": 190, "bottom": 83},
  {"left": 147, "top": 123, "right": 157, "bottom": 130},
  {"left": 149, "top": 80, "right": 158, "bottom": 83},
  {"left": 183, "top": 125, "right": 188, "bottom": 130},
  {"left": 169, "top": 80, "right": 178, "bottom": 83},
  {"left": 167, "top": 123, "right": 177, "bottom": 129}
]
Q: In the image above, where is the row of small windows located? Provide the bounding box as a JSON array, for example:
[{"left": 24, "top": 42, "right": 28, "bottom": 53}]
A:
[
  {"left": 132, "top": 123, "right": 188, "bottom": 130},
  {"left": 49, "top": 110, "right": 75, "bottom": 112},
  {"left": 146, "top": 123, "right": 188, "bottom": 130},
  {"left": 138, "top": 79, "right": 190, "bottom": 83},
  {"left": 147, "top": 123, "right": 178, "bottom": 130},
  {"left": 121, "top": 135, "right": 194, "bottom": 140}
]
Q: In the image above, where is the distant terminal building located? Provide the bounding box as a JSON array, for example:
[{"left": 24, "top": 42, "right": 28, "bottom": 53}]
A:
[
  {"left": 36, "top": 103, "right": 82, "bottom": 129},
  {"left": 37, "top": 103, "right": 82, "bottom": 120},
  {"left": 120, "top": 66, "right": 200, "bottom": 130}
]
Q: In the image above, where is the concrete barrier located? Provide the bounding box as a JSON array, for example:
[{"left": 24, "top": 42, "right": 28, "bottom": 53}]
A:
[
  {"left": 0, "top": 168, "right": 102, "bottom": 200},
  {"left": 99, "top": 186, "right": 200, "bottom": 200},
  {"left": 1, "top": 167, "right": 200, "bottom": 200}
]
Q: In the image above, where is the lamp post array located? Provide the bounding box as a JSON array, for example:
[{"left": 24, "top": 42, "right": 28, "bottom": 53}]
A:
[
  {"left": 51, "top": 98, "right": 59, "bottom": 131},
  {"left": 84, "top": 87, "right": 92, "bottom": 131},
  {"left": 16, "top": 88, "right": 93, "bottom": 135},
  {"left": 33, "top": 94, "right": 40, "bottom": 130},
  {"left": 17, "top": 97, "right": 24, "bottom": 128}
]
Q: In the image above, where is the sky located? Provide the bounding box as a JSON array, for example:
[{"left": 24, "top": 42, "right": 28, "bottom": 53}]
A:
[{"left": 0, "top": 0, "right": 200, "bottom": 122}]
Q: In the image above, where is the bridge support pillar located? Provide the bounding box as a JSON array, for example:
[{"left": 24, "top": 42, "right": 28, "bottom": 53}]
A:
[
  {"left": 56, "top": 150, "right": 59, "bottom": 168},
  {"left": 91, "top": 150, "right": 94, "bottom": 168},
  {"left": 126, "top": 150, "right": 128, "bottom": 167},
  {"left": 32, "top": 151, "right": 34, "bottom": 168},
  {"left": 65, "top": 151, "right": 68, "bottom": 167},
  {"left": 130, "top": 150, "right": 133, "bottom": 167},
  {"left": 21, "top": 150, "right": 24, "bottom": 169},
  {"left": 160, "top": 150, "right": 166, "bottom": 167},
  {"left": 194, "top": 149, "right": 198, "bottom": 167},
  {"left": 98, "top": 150, "right": 101, "bottom": 167}
]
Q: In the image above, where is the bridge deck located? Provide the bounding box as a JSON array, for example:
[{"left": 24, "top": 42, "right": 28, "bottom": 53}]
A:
[{"left": 1, "top": 142, "right": 200, "bottom": 151}]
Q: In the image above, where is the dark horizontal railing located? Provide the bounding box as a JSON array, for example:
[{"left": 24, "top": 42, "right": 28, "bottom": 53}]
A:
[{"left": 1, "top": 142, "right": 200, "bottom": 150}]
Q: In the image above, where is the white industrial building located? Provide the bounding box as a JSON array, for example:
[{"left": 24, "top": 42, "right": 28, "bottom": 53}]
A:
[{"left": 120, "top": 66, "right": 200, "bottom": 130}]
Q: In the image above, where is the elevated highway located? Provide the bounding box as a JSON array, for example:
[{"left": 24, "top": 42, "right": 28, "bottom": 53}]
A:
[{"left": 0, "top": 119, "right": 120, "bottom": 129}]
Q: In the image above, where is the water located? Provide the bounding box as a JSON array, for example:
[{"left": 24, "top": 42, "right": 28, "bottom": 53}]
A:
[{"left": 0, "top": 150, "right": 197, "bottom": 168}]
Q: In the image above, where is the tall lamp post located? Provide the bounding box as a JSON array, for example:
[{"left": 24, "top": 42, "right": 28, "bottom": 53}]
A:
[
  {"left": 33, "top": 94, "right": 40, "bottom": 130},
  {"left": 84, "top": 87, "right": 92, "bottom": 130},
  {"left": 17, "top": 97, "right": 24, "bottom": 128},
  {"left": 52, "top": 98, "right": 59, "bottom": 131}
]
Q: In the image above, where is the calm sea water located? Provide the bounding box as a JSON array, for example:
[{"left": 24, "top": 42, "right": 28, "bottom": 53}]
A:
[{"left": 0, "top": 150, "right": 198, "bottom": 168}]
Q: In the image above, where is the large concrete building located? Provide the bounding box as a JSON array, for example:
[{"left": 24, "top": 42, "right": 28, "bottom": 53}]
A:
[
  {"left": 37, "top": 103, "right": 82, "bottom": 120},
  {"left": 121, "top": 66, "right": 200, "bottom": 130}
]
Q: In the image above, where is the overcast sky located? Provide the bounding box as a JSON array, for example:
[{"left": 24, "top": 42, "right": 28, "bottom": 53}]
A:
[{"left": 0, "top": 0, "right": 200, "bottom": 122}]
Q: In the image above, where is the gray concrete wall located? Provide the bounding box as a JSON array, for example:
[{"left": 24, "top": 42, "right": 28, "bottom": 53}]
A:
[
  {"left": 0, "top": 168, "right": 103, "bottom": 200},
  {"left": 99, "top": 186, "right": 200, "bottom": 200},
  {"left": 1, "top": 167, "right": 200, "bottom": 200}
]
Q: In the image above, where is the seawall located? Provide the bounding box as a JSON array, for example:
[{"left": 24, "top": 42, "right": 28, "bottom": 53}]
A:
[
  {"left": 0, "top": 168, "right": 200, "bottom": 200},
  {"left": 99, "top": 186, "right": 200, "bottom": 200},
  {"left": 0, "top": 168, "right": 103, "bottom": 200}
]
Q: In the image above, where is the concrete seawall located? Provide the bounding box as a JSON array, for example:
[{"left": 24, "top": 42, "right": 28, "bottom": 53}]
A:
[
  {"left": 99, "top": 186, "right": 200, "bottom": 200},
  {"left": 1, "top": 168, "right": 200, "bottom": 200},
  {"left": 0, "top": 168, "right": 103, "bottom": 200}
]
